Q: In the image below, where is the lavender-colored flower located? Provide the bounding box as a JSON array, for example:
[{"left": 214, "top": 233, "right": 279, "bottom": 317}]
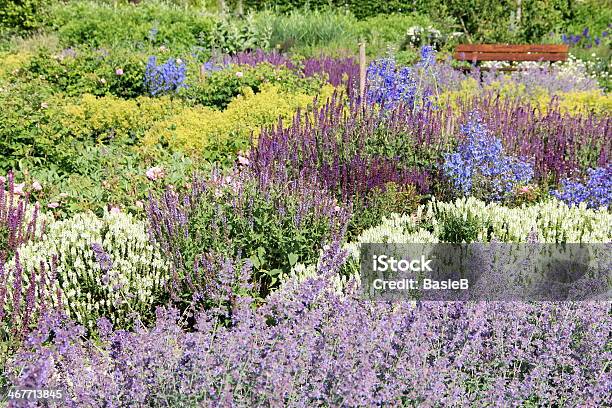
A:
[
  {"left": 91, "top": 242, "right": 112, "bottom": 273},
  {"left": 6, "top": 274, "right": 611, "bottom": 406},
  {"left": 1, "top": 171, "right": 44, "bottom": 258}
]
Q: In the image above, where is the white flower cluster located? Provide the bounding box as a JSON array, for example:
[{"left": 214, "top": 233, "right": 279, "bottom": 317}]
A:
[
  {"left": 351, "top": 198, "right": 610, "bottom": 245},
  {"left": 11, "top": 210, "right": 170, "bottom": 329},
  {"left": 482, "top": 54, "right": 604, "bottom": 86},
  {"left": 423, "top": 197, "right": 611, "bottom": 243},
  {"left": 258, "top": 198, "right": 611, "bottom": 296},
  {"left": 279, "top": 263, "right": 353, "bottom": 295}
]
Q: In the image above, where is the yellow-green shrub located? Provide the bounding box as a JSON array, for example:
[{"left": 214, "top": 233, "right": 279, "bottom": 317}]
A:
[
  {"left": 438, "top": 78, "right": 611, "bottom": 115},
  {"left": 0, "top": 51, "right": 31, "bottom": 77},
  {"left": 144, "top": 84, "right": 336, "bottom": 157},
  {"left": 543, "top": 90, "right": 612, "bottom": 115},
  {"left": 45, "top": 94, "right": 179, "bottom": 141}
]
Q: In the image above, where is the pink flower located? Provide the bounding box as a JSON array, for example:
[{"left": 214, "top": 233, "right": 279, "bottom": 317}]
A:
[
  {"left": 0, "top": 176, "right": 6, "bottom": 184},
  {"left": 47, "top": 202, "right": 60, "bottom": 209},
  {"left": 135, "top": 200, "right": 144, "bottom": 209},
  {"left": 236, "top": 71, "right": 244, "bottom": 78},
  {"left": 518, "top": 185, "right": 532, "bottom": 194},
  {"left": 14, "top": 183, "right": 25, "bottom": 196},
  {"left": 115, "top": 68, "right": 124, "bottom": 76},
  {"left": 237, "top": 155, "right": 250, "bottom": 166},
  {"left": 110, "top": 206, "right": 121, "bottom": 214},
  {"left": 32, "top": 180, "right": 42, "bottom": 191},
  {"left": 146, "top": 166, "right": 166, "bottom": 181}
]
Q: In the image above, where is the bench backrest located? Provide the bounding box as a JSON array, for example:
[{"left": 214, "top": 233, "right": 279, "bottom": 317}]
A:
[{"left": 454, "top": 44, "right": 569, "bottom": 62}]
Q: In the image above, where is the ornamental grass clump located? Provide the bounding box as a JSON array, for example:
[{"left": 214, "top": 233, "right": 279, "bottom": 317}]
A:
[
  {"left": 11, "top": 210, "right": 169, "bottom": 331},
  {"left": 443, "top": 112, "right": 534, "bottom": 202}
]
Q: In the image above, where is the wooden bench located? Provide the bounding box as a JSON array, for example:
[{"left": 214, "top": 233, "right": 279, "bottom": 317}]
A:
[{"left": 454, "top": 44, "right": 569, "bottom": 70}]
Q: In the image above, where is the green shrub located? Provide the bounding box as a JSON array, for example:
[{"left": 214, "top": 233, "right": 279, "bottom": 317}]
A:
[
  {"left": 185, "top": 62, "right": 324, "bottom": 109},
  {"left": 21, "top": 47, "right": 147, "bottom": 98},
  {"left": 348, "top": 182, "right": 421, "bottom": 239},
  {"left": 10, "top": 210, "right": 170, "bottom": 330},
  {"left": 150, "top": 177, "right": 342, "bottom": 299},
  {"left": 0, "top": 0, "right": 50, "bottom": 33},
  {"left": 48, "top": 1, "right": 217, "bottom": 50}
]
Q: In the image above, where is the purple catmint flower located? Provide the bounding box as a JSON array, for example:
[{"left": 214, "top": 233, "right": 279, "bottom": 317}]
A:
[
  {"left": 91, "top": 242, "right": 112, "bottom": 273},
  {"left": 5, "top": 279, "right": 611, "bottom": 406}
]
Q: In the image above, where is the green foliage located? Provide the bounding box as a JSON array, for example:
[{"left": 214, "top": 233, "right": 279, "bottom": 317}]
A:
[
  {"left": 243, "top": 0, "right": 605, "bottom": 43},
  {"left": 21, "top": 145, "right": 203, "bottom": 217},
  {"left": 20, "top": 47, "right": 147, "bottom": 98},
  {"left": 348, "top": 182, "right": 421, "bottom": 239},
  {"left": 48, "top": 1, "right": 217, "bottom": 50},
  {"left": 175, "top": 179, "right": 337, "bottom": 296},
  {"left": 185, "top": 62, "right": 324, "bottom": 109},
  {"left": 206, "top": 14, "right": 271, "bottom": 54},
  {"left": 0, "top": 0, "right": 50, "bottom": 33}
]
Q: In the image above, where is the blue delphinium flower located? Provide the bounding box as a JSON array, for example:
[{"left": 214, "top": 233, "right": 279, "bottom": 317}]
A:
[
  {"left": 419, "top": 45, "right": 437, "bottom": 67},
  {"left": 443, "top": 113, "right": 534, "bottom": 201},
  {"left": 366, "top": 58, "right": 416, "bottom": 109},
  {"left": 144, "top": 56, "right": 188, "bottom": 96},
  {"left": 551, "top": 166, "right": 611, "bottom": 209},
  {"left": 366, "top": 45, "right": 438, "bottom": 110}
]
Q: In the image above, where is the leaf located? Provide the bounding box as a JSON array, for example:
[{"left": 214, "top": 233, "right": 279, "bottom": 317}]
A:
[{"left": 288, "top": 253, "right": 299, "bottom": 267}]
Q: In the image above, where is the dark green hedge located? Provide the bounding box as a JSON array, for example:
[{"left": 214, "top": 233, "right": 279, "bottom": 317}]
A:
[{"left": 241, "top": 0, "right": 606, "bottom": 43}]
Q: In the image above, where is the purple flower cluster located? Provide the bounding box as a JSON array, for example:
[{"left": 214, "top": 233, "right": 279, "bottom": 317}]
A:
[
  {"left": 7, "top": 273, "right": 611, "bottom": 406},
  {"left": 443, "top": 113, "right": 534, "bottom": 201},
  {"left": 561, "top": 25, "right": 610, "bottom": 48},
  {"left": 551, "top": 165, "right": 612, "bottom": 208},
  {"left": 366, "top": 46, "right": 438, "bottom": 109},
  {"left": 91, "top": 242, "right": 112, "bottom": 273},
  {"left": 143, "top": 56, "right": 187, "bottom": 96},
  {"left": 0, "top": 172, "right": 44, "bottom": 259},
  {"left": 221, "top": 49, "right": 296, "bottom": 70},
  {"left": 302, "top": 55, "right": 359, "bottom": 96},
  {"left": 0, "top": 254, "right": 60, "bottom": 346},
  {"left": 251, "top": 93, "right": 431, "bottom": 205},
  {"left": 449, "top": 96, "right": 610, "bottom": 183}
]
